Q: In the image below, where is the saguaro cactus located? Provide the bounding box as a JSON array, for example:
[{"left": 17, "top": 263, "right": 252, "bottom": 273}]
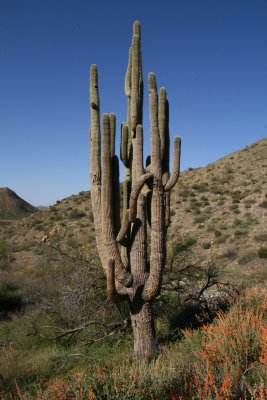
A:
[{"left": 89, "top": 21, "right": 181, "bottom": 359}]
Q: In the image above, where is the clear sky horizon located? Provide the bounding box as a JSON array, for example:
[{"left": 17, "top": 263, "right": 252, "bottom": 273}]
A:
[{"left": 1, "top": 0, "right": 266, "bottom": 206}]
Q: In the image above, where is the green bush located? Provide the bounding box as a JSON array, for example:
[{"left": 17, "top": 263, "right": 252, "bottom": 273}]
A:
[
  {"left": 69, "top": 209, "right": 86, "bottom": 219},
  {"left": 184, "top": 237, "right": 197, "bottom": 247},
  {"left": 194, "top": 215, "right": 205, "bottom": 224},
  {"left": 17, "top": 287, "right": 267, "bottom": 400},
  {"left": 191, "top": 182, "right": 209, "bottom": 192},
  {"left": 258, "top": 247, "right": 267, "bottom": 259}
]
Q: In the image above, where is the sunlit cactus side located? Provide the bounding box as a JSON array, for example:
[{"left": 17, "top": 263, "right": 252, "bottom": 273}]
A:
[{"left": 89, "top": 21, "right": 181, "bottom": 359}]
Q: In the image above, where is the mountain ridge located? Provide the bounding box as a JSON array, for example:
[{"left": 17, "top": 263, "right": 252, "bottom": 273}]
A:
[{"left": 0, "top": 187, "right": 37, "bottom": 219}]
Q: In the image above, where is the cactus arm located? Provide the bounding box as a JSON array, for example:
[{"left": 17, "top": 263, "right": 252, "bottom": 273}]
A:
[
  {"left": 143, "top": 73, "right": 165, "bottom": 302},
  {"left": 107, "top": 259, "right": 125, "bottom": 302},
  {"left": 109, "top": 113, "right": 116, "bottom": 157},
  {"left": 111, "top": 155, "right": 121, "bottom": 236},
  {"left": 107, "top": 259, "right": 133, "bottom": 301},
  {"left": 89, "top": 65, "right": 105, "bottom": 267},
  {"left": 158, "top": 89, "right": 171, "bottom": 226},
  {"left": 134, "top": 125, "right": 144, "bottom": 177},
  {"left": 129, "top": 173, "right": 153, "bottom": 223},
  {"left": 90, "top": 65, "right": 101, "bottom": 185},
  {"left": 158, "top": 88, "right": 167, "bottom": 161},
  {"left": 165, "top": 191, "right": 171, "bottom": 227},
  {"left": 145, "top": 163, "right": 152, "bottom": 173},
  {"left": 148, "top": 73, "right": 161, "bottom": 177},
  {"left": 107, "top": 113, "right": 120, "bottom": 235},
  {"left": 125, "top": 47, "right": 132, "bottom": 97},
  {"left": 101, "top": 114, "right": 132, "bottom": 286},
  {"left": 116, "top": 209, "right": 131, "bottom": 244},
  {"left": 142, "top": 173, "right": 165, "bottom": 301},
  {"left": 120, "top": 179, "right": 130, "bottom": 268},
  {"left": 132, "top": 124, "right": 150, "bottom": 196},
  {"left": 120, "top": 123, "right": 129, "bottom": 167},
  {"left": 131, "top": 22, "right": 141, "bottom": 133},
  {"left": 164, "top": 136, "right": 181, "bottom": 192}
]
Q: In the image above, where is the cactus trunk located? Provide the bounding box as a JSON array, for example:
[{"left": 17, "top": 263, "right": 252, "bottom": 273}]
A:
[
  {"left": 89, "top": 21, "right": 181, "bottom": 360},
  {"left": 130, "top": 299, "right": 157, "bottom": 359}
]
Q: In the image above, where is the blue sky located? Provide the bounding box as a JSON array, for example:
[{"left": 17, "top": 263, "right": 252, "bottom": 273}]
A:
[{"left": 1, "top": 0, "right": 266, "bottom": 206}]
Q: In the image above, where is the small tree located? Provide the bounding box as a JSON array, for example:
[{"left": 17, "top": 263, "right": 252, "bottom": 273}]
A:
[{"left": 89, "top": 21, "right": 181, "bottom": 360}]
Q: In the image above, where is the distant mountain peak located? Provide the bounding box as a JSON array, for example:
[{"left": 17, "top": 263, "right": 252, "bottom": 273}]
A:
[{"left": 0, "top": 187, "right": 37, "bottom": 219}]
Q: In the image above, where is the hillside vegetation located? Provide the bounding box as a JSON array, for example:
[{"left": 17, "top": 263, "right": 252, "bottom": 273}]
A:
[{"left": 0, "top": 138, "right": 266, "bottom": 398}]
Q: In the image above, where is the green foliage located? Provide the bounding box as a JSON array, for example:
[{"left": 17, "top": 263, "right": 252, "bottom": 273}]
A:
[
  {"left": 234, "top": 229, "right": 248, "bottom": 238},
  {"left": 193, "top": 215, "right": 206, "bottom": 224},
  {"left": 0, "top": 240, "right": 12, "bottom": 270},
  {"left": 258, "top": 247, "right": 267, "bottom": 259},
  {"left": 184, "top": 237, "right": 197, "bottom": 248},
  {"left": 14, "top": 287, "right": 267, "bottom": 400},
  {"left": 191, "top": 182, "right": 209, "bottom": 192},
  {"left": 69, "top": 209, "right": 86, "bottom": 219}
]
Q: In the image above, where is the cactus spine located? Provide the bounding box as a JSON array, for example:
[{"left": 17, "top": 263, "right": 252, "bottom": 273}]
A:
[{"left": 89, "top": 21, "right": 181, "bottom": 359}]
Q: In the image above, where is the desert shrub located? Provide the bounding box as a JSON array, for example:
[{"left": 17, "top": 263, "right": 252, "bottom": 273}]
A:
[
  {"left": 244, "top": 198, "right": 256, "bottom": 208},
  {"left": 259, "top": 200, "right": 267, "bottom": 208},
  {"left": 231, "top": 190, "right": 243, "bottom": 200},
  {"left": 34, "top": 223, "right": 45, "bottom": 231},
  {"left": 191, "top": 182, "right": 209, "bottom": 192},
  {"left": 258, "top": 247, "right": 267, "bottom": 259},
  {"left": 182, "top": 286, "right": 267, "bottom": 399},
  {"left": 184, "top": 237, "right": 197, "bottom": 247},
  {"left": 229, "top": 204, "right": 240, "bottom": 213},
  {"left": 219, "top": 224, "right": 228, "bottom": 231},
  {"left": 222, "top": 247, "right": 237, "bottom": 260},
  {"left": 69, "top": 209, "right": 86, "bottom": 219},
  {"left": 210, "top": 185, "right": 228, "bottom": 195},
  {"left": 254, "top": 233, "right": 267, "bottom": 242},
  {"left": 214, "top": 230, "right": 222, "bottom": 237},
  {"left": 200, "top": 195, "right": 209, "bottom": 202},
  {"left": 232, "top": 198, "right": 240, "bottom": 204},
  {"left": 194, "top": 215, "right": 205, "bottom": 224},
  {"left": 234, "top": 229, "right": 248, "bottom": 238},
  {"left": 254, "top": 186, "right": 262, "bottom": 194},
  {"left": 217, "top": 199, "right": 225, "bottom": 206},
  {"left": 189, "top": 200, "right": 201, "bottom": 214},
  {"left": 238, "top": 250, "right": 256, "bottom": 265},
  {"left": 0, "top": 241, "right": 11, "bottom": 268},
  {"left": 18, "top": 287, "right": 267, "bottom": 400},
  {"left": 215, "top": 234, "right": 228, "bottom": 244},
  {"left": 206, "top": 224, "right": 216, "bottom": 232}
]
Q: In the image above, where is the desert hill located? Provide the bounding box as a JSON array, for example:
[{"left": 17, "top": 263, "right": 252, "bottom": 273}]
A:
[
  {"left": 0, "top": 138, "right": 266, "bottom": 288},
  {"left": 170, "top": 137, "right": 267, "bottom": 284},
  {"left": 0, "top": 187, "right": 37, "bottom": 219}
]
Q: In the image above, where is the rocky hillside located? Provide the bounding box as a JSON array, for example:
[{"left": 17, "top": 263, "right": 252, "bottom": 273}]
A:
[
  {"left": 0, "top": 187, "right": 37, "bottom": 219},
  {"left": 170, "top": 137, "right": 267, "bottom": 285},
  {"left": 0, "top": 138, "right": 266, "bottom": 290}
]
